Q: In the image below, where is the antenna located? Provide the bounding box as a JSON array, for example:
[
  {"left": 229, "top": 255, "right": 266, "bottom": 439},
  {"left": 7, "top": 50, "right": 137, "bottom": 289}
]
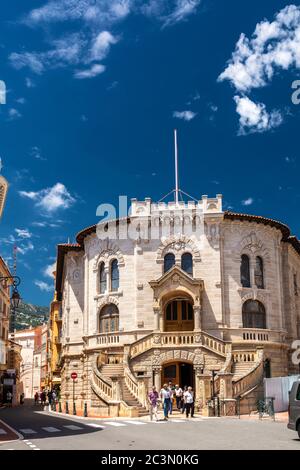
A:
[
  {"left": 158, "top": 131, "right": 198, "bottom": 203},
  {"left": 174, "top": 129, "right": 179, "bottom": 205},
  {"left": 13, "top": 244, "right": 17, "bottom": 276}
]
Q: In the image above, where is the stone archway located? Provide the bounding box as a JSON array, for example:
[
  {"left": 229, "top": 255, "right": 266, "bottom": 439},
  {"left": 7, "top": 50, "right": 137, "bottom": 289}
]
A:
[
  {"left": 149, "top": 265, "right": 204, "bottom": 332},
  {"left": 151, "top": 348, "right": 204, "bottom": 394}
]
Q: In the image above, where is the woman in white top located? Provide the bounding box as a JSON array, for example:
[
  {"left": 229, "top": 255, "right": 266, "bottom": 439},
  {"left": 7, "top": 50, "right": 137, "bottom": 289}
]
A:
[{"left": 183, "top": 386, "right": 194, "bottom": 418}]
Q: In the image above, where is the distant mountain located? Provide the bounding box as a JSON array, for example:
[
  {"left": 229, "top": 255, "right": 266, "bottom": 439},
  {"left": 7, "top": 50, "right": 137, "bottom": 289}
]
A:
[{"left": 13, "top": 301, "right": 49, "bottom": 330}]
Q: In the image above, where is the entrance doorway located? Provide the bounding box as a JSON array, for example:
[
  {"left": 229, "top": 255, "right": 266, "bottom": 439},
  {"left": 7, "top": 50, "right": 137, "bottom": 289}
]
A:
[
  {"left": 164, "top": 298, "right": 194, "bottom": 332},
  {"left": 161, "top": 362, "right": 194, "bottom": 388}
]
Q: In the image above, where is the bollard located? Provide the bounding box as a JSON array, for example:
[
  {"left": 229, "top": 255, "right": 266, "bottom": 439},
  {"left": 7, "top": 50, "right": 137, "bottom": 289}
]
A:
[
  {"left": 65, "top": 401, "right": 69, "bottom": 414},
  {"left": 59, "top": 401, "right": 62, "bottom": 413},
  {"left": 84, "top": 402, "right": 88, "bottom": 418},
  {"left": 73, "top": 401, "right": 76, "bottom": 416}
]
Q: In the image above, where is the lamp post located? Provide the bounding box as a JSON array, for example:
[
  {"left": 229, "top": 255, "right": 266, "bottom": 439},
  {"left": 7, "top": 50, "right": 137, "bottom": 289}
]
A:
[{"left": 0, "top": 275, "right": 21, "bottom": 334}]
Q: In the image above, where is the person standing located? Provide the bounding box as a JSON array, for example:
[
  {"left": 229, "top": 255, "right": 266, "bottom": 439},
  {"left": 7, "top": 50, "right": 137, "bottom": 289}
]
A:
[
  {"left": 181, "top": 386, "right": 188, "bottom": 414},
  {"left": 47, "top": 390, "right": 52, "bottom": 405},
  {"left": 168, "top": 381, "right": 175, "bottom": 415},
  {"left": 174, "top": 384, "right": 183, "bottom": 410},
  {"left": 184, "top": 386, "right": 195, "bottom": 418},
  {"left": 34, "top": 392, "right": 39, "bottom": 405},
  {"left": 41, "top": 391, "right": 46, "bottom": 406},
  {"left": 6, "top": 390, "right": 12, "bottom": 407},
  {"left": 20, "top": 393, "right": 25, "bottom": 405},
  {"left": 160, "top": 383, "right": 171, "bottom": 421},
  {"left": 148, "top": 386, "right": 159, "bottom": 421}
]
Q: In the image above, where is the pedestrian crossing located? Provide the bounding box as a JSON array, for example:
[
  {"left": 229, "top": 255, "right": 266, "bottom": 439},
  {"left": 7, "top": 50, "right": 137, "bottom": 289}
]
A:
[{"left": 0, "top": 417, "right": 205, "bottom": 440}]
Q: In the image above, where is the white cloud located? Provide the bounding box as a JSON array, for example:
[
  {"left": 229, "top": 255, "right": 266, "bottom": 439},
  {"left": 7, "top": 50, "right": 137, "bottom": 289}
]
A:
[
  {"left": 16, "top": 97, "right": 26, "bottom": 104},
  {"left": 173, "top": 110, "right": 197, "bottom": 121},
  {"left": 15, "top": 228, "right": 32, "bottom": 239},
  {"left": 218, "top": 5, "right": 300, "bottom": 93},
  {"left": 242, "top": 197, "right": 254, "bottom": 206},
  {"left": 17, "top": 241, "right": 34, "bottom": 255},
  {"left": 34, "top": 280, "right": 53, "bottom": 292},
  {"left": 74, "top": 63, "right": 106, "bottom": 79},
  {"left": 26, "top": 0, "right": 132, "bottom": 26},
  {"left": 142, "top": 0, "right": 201, "bottom": 26},
  {"left": 10, "top": 33, "right": 86, "bottom": 74},
  {"left": 11, "top": 1, "right": 201, "bottom": 78},
  {"left": 90, "top": 31, "right": 118, "bottom": 61},
  {"left": 8, "top": 108, "right": 22, "bottom": 120},
  {"left": 218, "top": 4, "right": 300, "bottom": 133},
  {"left": 19, "top": 182, "right": 76, "bottom": 213},
  {"left": 43, "top": 263, "right": 56, "bottom": 278},
  {"left": 163, "top": 0, "right": 201, "bottom": 27},
  {"left": 25, "top": 77, "right": 35, "bottom": 88},
  {"left": 234, "top": 95, "right": 283, "bottom": 134},
  {"left": 30, "top": 146, "right": 47, "bottom": 161}
]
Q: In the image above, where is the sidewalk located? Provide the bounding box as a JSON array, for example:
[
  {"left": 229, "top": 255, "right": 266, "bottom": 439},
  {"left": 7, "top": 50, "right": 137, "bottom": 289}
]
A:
[{"left": 239, "top": 411, "right": 288, "bottom": 422}]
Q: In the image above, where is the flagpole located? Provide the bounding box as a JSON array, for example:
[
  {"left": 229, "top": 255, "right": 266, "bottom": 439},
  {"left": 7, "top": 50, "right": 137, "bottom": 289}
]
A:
[{"left": 174, "top": 129, "right": 179, "bottom": 205}]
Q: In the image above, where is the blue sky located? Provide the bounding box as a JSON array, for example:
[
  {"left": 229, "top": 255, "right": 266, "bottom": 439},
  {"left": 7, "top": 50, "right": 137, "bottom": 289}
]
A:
[{"left": 0, "top": 0, "right": 300, "bottom": 306}]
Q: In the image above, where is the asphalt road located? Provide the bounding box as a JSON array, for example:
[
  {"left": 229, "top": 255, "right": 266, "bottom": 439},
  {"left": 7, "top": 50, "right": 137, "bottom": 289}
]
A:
[{"left": 0, "top": 402, "right": 299, "bottom": 450}]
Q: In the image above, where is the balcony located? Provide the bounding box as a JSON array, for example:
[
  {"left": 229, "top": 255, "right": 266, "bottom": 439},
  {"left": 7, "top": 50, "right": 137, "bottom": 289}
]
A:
[{"left": 223, "top": 328, "right": 286, "bottom": 344}]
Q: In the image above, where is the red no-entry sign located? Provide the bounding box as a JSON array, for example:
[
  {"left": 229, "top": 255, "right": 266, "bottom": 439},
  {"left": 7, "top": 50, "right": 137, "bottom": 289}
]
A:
[{"left": 71, "top": 372, "right": 78, "bottom": 380}]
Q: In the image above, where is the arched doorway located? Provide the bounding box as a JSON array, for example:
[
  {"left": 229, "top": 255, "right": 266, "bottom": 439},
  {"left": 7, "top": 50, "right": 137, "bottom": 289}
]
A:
[
  {"left": 164, "top": 297, "right": 194, "bottom": 331},
  {"left": 161, "top": 362, "right": 194, "bottom": 389}
]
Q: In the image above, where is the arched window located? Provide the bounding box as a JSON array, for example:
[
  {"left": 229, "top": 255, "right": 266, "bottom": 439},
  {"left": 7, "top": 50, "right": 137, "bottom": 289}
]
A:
[
  {"left": 111, "top": 259, "right": 119, "bottom": 292},
  {"left": 255, "top": 256, "right": 264, "bottom": 289},
  {"left": 240, "top": 254, "right": 251, "bottom": 288},
  {"left": 99, "top": 304, "right": 119, "bottom": 333},
  {"left": 181, "top": 253, "right": 193, "bottom": 276},
  {"left": 242, "top": 300, "right": 266, "bottom": 329},
  {"left": 164, "top": 253, "right": 175, "bottom": 273},
  {"left": 99, "top": 262, "right": 106, "bottom": 294}
]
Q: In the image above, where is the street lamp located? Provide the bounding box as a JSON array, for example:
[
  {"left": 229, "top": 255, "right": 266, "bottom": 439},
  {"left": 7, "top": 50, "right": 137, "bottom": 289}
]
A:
[{"left": 0, "top": 275, "right": 21, "bottom": 332}]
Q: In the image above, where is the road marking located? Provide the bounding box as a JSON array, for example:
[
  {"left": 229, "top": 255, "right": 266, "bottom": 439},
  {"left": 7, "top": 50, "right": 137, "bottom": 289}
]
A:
[
  {"left": 121, "top": 421, "right": 146, "bottom": 426},
  {"left": 19, "top": 429, "right": 37, "bottom": 434},
  {"left": 103, "top": 422, "right": 126, "bottom": 427},
  {"left": 29, "top": 444, "right": 37, "bottom": 448},
  {"left": 0, "top": 429, "right": 7, "bottom": 435},
  {"left": 85, "top": 423, "right": 105, "bottom": 429},
  {"left": 63, "top": 425, "right": 83, "bottom": 430},
  {"left": 42, "top": 427, "right": 61, "bottom": 433}
]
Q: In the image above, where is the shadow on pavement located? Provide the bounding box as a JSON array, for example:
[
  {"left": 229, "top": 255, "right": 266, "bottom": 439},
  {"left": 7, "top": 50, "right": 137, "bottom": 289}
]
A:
[{"left": 0, "top": 400, "right": 103, "bottom": 441}]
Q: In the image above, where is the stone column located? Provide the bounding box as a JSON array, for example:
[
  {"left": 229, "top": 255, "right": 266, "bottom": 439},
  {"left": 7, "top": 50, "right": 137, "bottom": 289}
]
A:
[
  {"left": 105, "top": 266, "right": 110, "bottom": 293},
  {"left": 153, "top": 367, "right": 161, "bottom": 392},
  {"left": 218, "top": 372, "right": 233, "bottom": 399},
  {"left": 198, "top": 374, "right": 212, "bottom": 416},
  {"left": 194, "top": 305, "right": 201, "bottom": 331},
  {"left": 153, "top": 307, "right": 160, "bottom": 331},
  {"left": 159, "top": 311, "right": 164, "bottom": 332},
  {"left": 111, "top": 376, "right": 121, "bottom": 401}
]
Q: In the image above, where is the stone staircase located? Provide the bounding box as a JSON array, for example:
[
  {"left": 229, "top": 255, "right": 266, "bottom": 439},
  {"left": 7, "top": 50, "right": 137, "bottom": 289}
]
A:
[
  {"left": 100, "top": 363, "right": 148, "bottom": 417},
  {"left": 232, "top": 361, "right": 256, "bottom": 381}
]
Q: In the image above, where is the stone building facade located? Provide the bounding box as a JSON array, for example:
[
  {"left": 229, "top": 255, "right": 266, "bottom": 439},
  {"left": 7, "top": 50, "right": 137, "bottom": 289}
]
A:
[{"left": 55, "top": 195, "right": 300, "bottom": 416}]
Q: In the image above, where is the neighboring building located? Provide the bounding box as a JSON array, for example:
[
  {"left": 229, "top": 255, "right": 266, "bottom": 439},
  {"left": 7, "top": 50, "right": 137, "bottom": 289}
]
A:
[
  {"left": 0, "top": 174, "right": 8, "bottom": 219},
  {"left": 5, "top": 339, "right": 22, "bottom": 404},
  {"left": 13, "top": 325, "right": 46, "bottom": 398},
  {"left": 55, "top": 195, "right": 300, "bottom": 417},
  {"left": 47, "top": 292, "right": 62, "bottom": 392},
  {"left": 0, "top": 256, "right": 12, "bottom": 404},
  {"left": 32, "top": 347, "right": 42, "bottom": 396},
  {"left": 40, "top": 324, "right": 48, "bottom": 391}
]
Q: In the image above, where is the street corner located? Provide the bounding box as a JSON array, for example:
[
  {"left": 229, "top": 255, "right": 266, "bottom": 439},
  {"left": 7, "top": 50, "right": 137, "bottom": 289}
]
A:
[{"left": 0, "top": 419, "right": 22, "bottom": 443}]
